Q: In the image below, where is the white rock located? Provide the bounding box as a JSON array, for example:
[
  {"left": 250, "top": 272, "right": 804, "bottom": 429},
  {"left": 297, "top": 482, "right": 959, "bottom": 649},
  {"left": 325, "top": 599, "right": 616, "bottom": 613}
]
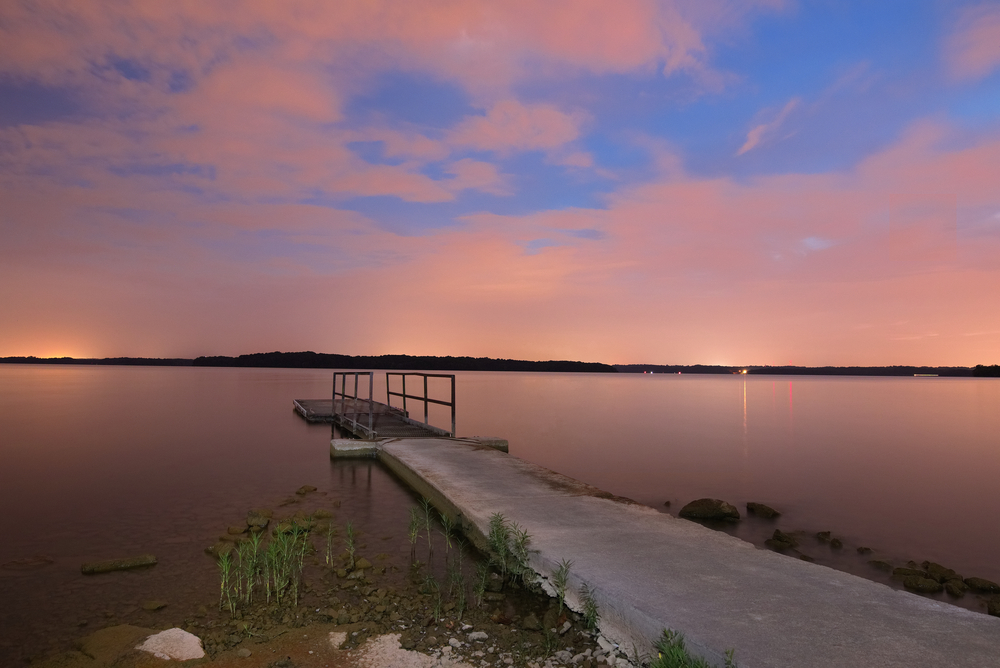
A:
[
  {"left": 449, "top": 637, "right": 463, "bottom": 648},
  {"left": 135, "top": 628, "right": 205, "bottom": 661},
  {"left": 468, "top": 631, "right": 488, "bottom": 641},
  {"left": 329, "top": 631, "right": 348, "bottom": 649}
]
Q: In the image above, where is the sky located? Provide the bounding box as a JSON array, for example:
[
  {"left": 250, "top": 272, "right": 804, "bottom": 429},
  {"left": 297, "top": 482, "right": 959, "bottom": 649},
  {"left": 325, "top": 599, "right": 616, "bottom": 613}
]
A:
[{"left": 1, "top": 1, "right": 999, "bottom": 366}]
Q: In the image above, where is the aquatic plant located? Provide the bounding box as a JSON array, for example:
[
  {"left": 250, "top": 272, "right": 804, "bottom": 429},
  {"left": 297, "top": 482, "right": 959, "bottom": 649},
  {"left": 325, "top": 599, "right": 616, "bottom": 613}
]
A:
[
  {"left": 408, "top": 506, "right": 421, "bottom": 559},
  {"left": 218, "top": 551, "right": 234, "bottom": 612},
  {"left": 439, "top": 510, "right": 456, "bottom": 553},
  {"left": 649, "top": 630, "right": 737, "bottom": 668},
  {"left": 474, "top": 562, "right": 489, "bottom": 608},
  {"left": 553, "top": 558, "right": 573, "bottom": 613},
  {"left": 344, "top": 521, "right": 356, "bottom": 571},
  {"left": 487, "top": 512, "right": 534, "bottom": 585},
  {"left": 580, "top": 583, "right": 599, "bottom": 631},
  {"left": 420, "top": 497, "right": 434, "bottom": 557},
  {"left": 325, "top": 520, "right": 337, "bottom": 566}
]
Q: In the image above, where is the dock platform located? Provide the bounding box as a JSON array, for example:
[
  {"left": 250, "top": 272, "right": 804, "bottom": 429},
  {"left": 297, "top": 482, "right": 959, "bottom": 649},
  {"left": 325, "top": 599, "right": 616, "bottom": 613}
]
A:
[{"left": 346, "top": 437, "right": 1000, "bottom": 668}]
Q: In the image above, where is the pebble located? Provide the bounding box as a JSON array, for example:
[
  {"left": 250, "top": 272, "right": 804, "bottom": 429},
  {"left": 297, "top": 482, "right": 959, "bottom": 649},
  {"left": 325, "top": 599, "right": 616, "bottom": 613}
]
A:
[
  {"left": 236, "top": 647, "right": 252, "bottom": 658},
  {"left": 468, "top": 631, "right": 488, "bottom": 641}
]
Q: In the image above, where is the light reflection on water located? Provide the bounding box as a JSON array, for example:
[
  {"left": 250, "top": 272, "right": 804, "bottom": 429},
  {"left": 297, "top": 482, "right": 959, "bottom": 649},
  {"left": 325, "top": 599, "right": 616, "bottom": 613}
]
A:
[{"left": 2, "top": 366, "right": 1000, "bottom": 661}]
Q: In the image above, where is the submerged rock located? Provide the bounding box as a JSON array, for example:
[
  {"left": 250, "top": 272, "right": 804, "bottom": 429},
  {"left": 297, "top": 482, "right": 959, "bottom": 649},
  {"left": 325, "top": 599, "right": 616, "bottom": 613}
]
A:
[
  {"left": 746, "top": 502, "right": 780, "bottom": 518},
  {"left": 679, "top": 498, "right": 740, "bottom": 521},
  {"left": 903, "top": 576, "right": 943, "bottom": 594},
  {"left": 923, "top": 562, "right": 962, "bottom": 584},
  {"left": 989, "top": 598, "right": 1000, "bottom": 617},
  {"left": 765, "top": 529, "right": 798, "bottom": 551},
  {"left": 965, "top": 577, "right": 1000, "bottom": 593},
  {"left": 81, "top": 554, "right": 157, "bottom": 575},
  {"left": 868, "top": 560, "right": 893, "bottom": 571},
  {"left": 945, "top": 580, "right": 969, "bottom": 597},
  {"left": 296, "top": 485, "right": 318, "bottom": 495}
]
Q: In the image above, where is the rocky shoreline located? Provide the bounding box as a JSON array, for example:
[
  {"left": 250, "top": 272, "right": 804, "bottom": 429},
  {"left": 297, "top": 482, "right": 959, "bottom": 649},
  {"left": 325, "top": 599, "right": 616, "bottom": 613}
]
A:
[{"left": 30, "top": 487, "right": 634, "bottom": 668}]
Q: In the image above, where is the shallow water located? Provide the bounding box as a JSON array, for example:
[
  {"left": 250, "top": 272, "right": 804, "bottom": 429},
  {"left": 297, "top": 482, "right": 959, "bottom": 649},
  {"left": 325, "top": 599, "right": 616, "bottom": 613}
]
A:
[{"left": 2, "top": 366, "right": 999, "bottom": 662}]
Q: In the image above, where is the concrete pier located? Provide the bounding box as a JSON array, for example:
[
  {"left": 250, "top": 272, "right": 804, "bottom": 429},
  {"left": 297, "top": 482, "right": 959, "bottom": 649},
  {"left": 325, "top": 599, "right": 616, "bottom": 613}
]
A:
[{"left": 343, "top": 437, "right": 1000, "bottom": 668}]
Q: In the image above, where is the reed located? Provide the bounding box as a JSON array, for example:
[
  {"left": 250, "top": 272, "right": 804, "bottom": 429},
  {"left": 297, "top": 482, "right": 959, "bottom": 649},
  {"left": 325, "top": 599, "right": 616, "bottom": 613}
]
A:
[
  {"left": 553, "top": 558, "right": 573, "bottom": 613},
  {"left": 344, "top": 521, "right": 356, "bottom": 572},
  {"left": 325, "top": 521, "right": 337, "bottom": 566},
  {"left": 218, "top": 551, "right": 234, "bottom": 613},
  {"left": 580, "top": 583, "right": 599, "bottom": 631},
  {"left": 408, "top": 506, "right": 421, "bottom": 560},
  {"left": 649, "top": 630, "right": 736, "bottom": 668}
]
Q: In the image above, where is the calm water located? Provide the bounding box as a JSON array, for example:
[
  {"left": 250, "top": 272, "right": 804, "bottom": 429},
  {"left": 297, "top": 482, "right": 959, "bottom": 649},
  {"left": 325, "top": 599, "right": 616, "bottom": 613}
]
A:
[{"left": 2, "top": 366, "right": 999, "bottom": 661}]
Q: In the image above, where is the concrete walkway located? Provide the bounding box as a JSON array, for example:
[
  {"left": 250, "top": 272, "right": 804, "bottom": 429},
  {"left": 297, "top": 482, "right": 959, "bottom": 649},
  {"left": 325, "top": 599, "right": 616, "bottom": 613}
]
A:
[{"left": 349, "top": 437, "right": 1000, "bottom": 668}]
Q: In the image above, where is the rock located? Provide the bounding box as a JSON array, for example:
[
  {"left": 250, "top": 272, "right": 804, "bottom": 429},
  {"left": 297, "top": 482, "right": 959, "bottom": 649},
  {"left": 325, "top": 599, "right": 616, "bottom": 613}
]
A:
[
  {"left": 315, "top": 509, "right": 334, "bottom": 519},
  {"left": 924, "top": 562, "right": 962, "bottom": 583},
  {"left": 521, "top": 613, "right": 542, "bottom": 631},
  {"left": 206, "top": 542, "right": 234, "bottom": 559},
  {"left": 1, "top": 554, "right": 55, "bottom": 571},
  {"left": 945, "top": 580, "right": 969, "bottom": 597},
  {"left": 746, "top": 502, "right": 780, "bottom": 518},
  {"left": 141, "top": 600, "right": 167, "bottom": 611},
  {"left": 663, "top": 501, "right": 671, "bottom": 508},
  {"left": 484, "top": 592, "right": 505, "bottom": 602},
  {"left": 135, "top": 628, "right": 205, "bottom": 661},
  {"left": 246, "top": 511, "right": 269, "bottom": 532},
  {"left": 869, "top": 560, "right": 893, "bottom": 571},
  {"left": 679, "top": 498, "right": 740, "bottom": 521},
  {"left": 765, "top": 529, "right": 797, "bottom": 551},
  {"left": 815, "top": 531, "right": 831, "bottom": 542},
  {"left": 81, "top": 554, "right": 157, "bottom": 575},
  {"left": 296, "top": 485, "right": 318, "bottom": 495},
  {"left": 965, "top": 577, "right": 1000, "bottom": 593},
  {"left": 486, "top": 572, "right": 504, "bottom": 592},
  {"left": 830, "top": 538, "right": 843, "bottom": 549},
  {"left": 989, "top": 598, "right": 1000, "bottom": 617},
  {"left": 227, "top": 525, "right": 245, "bottom": 535},
  {"left": 468, "top": 631, "right": 488, "bottom": 641},
  {"left": 892, "top": 567, "right": 927, "bottom": 580},
  {"left": 79, "top": 625, "right": 157, "bottom": 664},
  {"left": 902, "top": 576, "right": 943, "bottom": 594},
  {"left": 236, "top": 647, "right": 252, "bottom": 658},
  {"left": 354, "top": 557, "right": 372, "bottom": 570},
  {"left": 857, "top": 546, "right": 873, "bottom": 555},
  {"left": 336, "top": 569, "right": 348, "bottom": 578}
]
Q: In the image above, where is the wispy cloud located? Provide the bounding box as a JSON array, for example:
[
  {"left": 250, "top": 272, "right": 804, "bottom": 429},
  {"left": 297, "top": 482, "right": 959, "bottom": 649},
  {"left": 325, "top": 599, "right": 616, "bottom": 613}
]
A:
[{"left": 737, "top": 97, "right": 800, "bottom": 156}]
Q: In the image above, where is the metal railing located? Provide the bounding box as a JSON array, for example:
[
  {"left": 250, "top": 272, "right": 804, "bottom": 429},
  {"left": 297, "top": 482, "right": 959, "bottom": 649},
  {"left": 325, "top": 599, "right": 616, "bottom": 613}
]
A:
[
  {"left": 332, "top": 371, "right": 375, "bottom": 439},
  {"left": 386, "top": 372, "right": 456, "bottom": 437}
]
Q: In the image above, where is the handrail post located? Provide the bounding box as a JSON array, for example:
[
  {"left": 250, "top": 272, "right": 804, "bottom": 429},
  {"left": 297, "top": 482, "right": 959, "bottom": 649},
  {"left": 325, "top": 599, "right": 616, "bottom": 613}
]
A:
[
  {"left": 451, "top": 375, "right": 456, "bottom": 437},
  {"left": 424, "top": 375, "right": 429, "bottom": 425},
  {"left": 367, "top": 371, "right": 373, "bottom": 436}
]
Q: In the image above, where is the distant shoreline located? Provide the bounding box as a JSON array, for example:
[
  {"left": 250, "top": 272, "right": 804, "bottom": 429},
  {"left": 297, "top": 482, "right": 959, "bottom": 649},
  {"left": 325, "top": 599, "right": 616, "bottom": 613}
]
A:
[{"left": 2, "top": 353, "right": 998, "bottom": 377}]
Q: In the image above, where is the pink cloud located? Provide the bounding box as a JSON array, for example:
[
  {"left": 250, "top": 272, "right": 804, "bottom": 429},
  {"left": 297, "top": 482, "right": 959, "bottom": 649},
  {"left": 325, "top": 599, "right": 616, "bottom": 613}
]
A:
[
  {"left": 445, "top": 159, "right": 512, "bottom": 196},
  {"left": 945, "top": 3, "right": 1000, "bottom": 80},
  {"left": 449, "top": 100, "right": 585, "bottom": 154}
]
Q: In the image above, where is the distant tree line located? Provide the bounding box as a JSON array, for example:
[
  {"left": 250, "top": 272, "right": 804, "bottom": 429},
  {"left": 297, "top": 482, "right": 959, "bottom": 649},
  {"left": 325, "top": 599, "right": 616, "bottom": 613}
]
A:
[
  {"left": 192, "top": 351, "right": 617, "bottom": 373},
  {"left": 973, "top": 365, "right": 1000, "bottom": 377},
  {"left": 0, "top": 356, "right": 193, "bottom": 366}
]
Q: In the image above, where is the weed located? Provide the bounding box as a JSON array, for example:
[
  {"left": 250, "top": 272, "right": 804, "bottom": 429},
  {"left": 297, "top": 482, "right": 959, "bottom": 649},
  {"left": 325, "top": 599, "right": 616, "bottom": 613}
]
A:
[
  {"left": 486, "top": 513, "right": 535, "bottom": 586},
  {"left": 218, "top": 551, "right": 234, "bottom": 612},
  {"left": 552, "top": 558, "right": 573, "bottom": 613},
  {"left": 649, "top": 630, "right": 737, "bottom": 668},
  {"left": 439, "top": 511, "right": 456, "bottom": 553},
  {"left": 325, "top": 521, "right": 337, "bottom": 566},
  {"left": 408, "top": 506, "right": 421, "bottom": 559},
  {"left": 580, "top": 583, "right": 599, "bottom": 631},
  {"left": 344, "top": 522, "right": 356, "bottom": 572},
  {"left": 474, "top": 562, "right": 489, "bottom": 608},
  {"left": 420, "top": 497, "right": 434, "bottom": 558}
]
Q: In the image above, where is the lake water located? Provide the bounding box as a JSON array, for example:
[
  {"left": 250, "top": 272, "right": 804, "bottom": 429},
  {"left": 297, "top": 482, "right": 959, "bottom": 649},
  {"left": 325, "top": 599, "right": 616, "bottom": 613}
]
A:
[{"left": 2, "top": 365, "right": 999, "bottom": 662}]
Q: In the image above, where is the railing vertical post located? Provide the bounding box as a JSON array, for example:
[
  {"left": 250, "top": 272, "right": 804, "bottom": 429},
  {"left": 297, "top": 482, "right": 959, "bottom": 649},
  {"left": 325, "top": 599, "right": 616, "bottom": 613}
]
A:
[
  {"left": 367, "top": 371, "right": 373, "bottom": 436},
  {"left": 424, "top": 375, "right": 429, "bottom": 425},
  {"left": 450, "top": 375, "right": 456, "bottom": 437},
  {"left": 402, "top": 374, "right": 407, "bottom": 416}
]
